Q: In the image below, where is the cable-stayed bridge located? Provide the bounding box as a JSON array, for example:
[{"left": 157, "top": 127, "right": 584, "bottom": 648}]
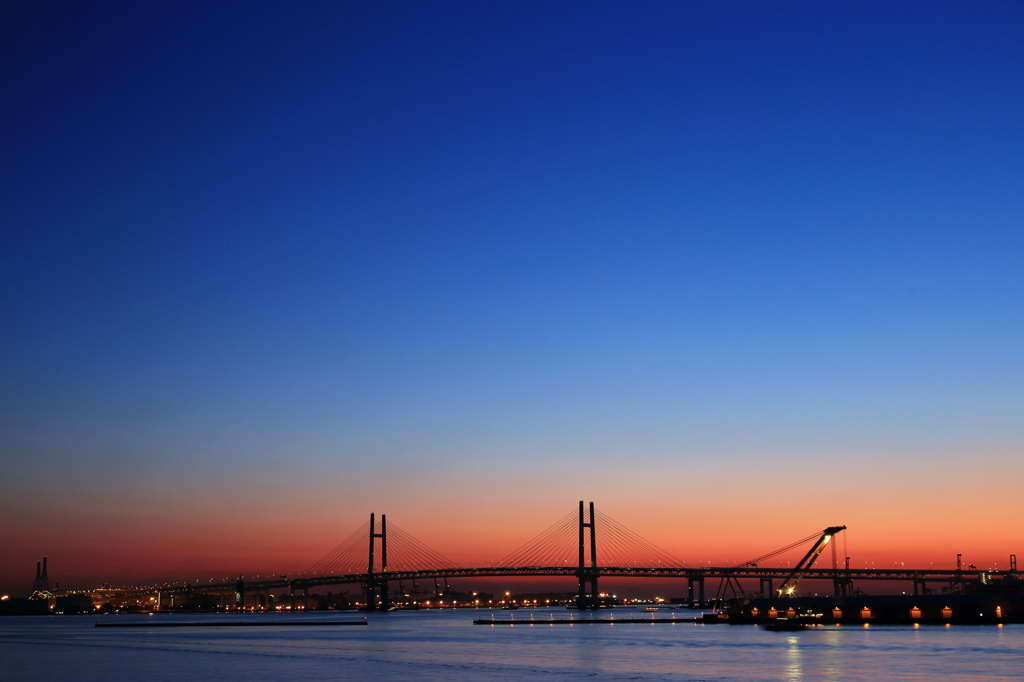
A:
[{"left": 141, "top": 501, "right": 1016, "bottom": 610}]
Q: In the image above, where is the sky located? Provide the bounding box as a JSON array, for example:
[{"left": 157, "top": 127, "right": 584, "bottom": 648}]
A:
[{"left": 1, "top": 1, "right": 1023, "bottom": 595}]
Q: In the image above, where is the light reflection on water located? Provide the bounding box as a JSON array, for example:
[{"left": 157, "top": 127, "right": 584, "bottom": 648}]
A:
[
  {"left": 1, "top": 608, "right": 1021, "bottom": 681},
  {"left": 784, "top": 634, "right": 802, "bottom": 680}
]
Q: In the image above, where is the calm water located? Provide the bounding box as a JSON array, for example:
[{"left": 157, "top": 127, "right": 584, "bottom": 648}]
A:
[{"left": 1, "top": 608, "right": 1020, "bottom": 681}]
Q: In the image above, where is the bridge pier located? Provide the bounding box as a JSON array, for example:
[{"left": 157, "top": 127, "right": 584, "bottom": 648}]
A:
[
  {"left": 687, "top": 575, "right": 707, "bottom": 607},
  {"left": 365, "top": 576, "right": 390, "bottom": 610},
  {"left": 365, "top": 581, "right": 376, "bottom": 611},
  {"left": 577, "top": 571, "right": 600, "bottom": 609},
  {"left": 835, "top": 557, "right": 853, "bottom": 597},
  {"left": 235, "top": 578, "right": 244, "bottom": 610}
]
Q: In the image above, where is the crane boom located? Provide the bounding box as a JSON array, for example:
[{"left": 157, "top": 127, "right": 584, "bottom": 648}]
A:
[{"left": 776, "top": 525, "right": 846, "bottom": 596}]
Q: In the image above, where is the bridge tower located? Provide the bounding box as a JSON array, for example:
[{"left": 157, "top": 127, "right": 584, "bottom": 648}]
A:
[
  {"left": 365, "top": 513, "right": 389, "bottom": 611},
  {"left": 576, "top": 501, "right": 600, "bottom": 609}
]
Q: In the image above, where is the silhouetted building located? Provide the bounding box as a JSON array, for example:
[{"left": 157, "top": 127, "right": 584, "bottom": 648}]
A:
[
  {"left": 54, "top": 594, "right": 94, "bottom": 614},
  {"left": 0, "top": 598, "right": 49, "bottom": 616}
]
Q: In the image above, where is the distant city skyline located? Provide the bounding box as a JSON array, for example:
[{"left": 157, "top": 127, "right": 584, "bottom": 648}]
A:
[{"left": 2, "top": 0, "right": 1022, "bottom": 595}]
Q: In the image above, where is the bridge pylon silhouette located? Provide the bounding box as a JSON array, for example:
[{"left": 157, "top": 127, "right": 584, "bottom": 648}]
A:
[
  {"left": 365, "top": 512, "right": 388, "bottom": 611},
  {"left": 576, "top": 501, "right": 601, "bottom": 609}
]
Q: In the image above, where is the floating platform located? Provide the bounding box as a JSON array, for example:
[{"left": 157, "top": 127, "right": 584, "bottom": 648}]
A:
[
  {"left": 95, "top": 620, "right": 367, "bottom": 628},
  {"left": 728, "top": 593, "right": 1024, "bottom": 625},
  {"left": 763, "top": 620, "right": 807, "bottom": 631}
]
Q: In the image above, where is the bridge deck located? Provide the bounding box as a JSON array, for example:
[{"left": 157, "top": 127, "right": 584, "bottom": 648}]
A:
[{"left": 142, "top": 566, "right": 1009, "bottom": 596}]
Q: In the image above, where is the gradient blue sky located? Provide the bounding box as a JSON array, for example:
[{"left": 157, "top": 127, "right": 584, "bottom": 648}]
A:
[{"left": 1, "top": 1, "right": 1022, "bottom": 591}]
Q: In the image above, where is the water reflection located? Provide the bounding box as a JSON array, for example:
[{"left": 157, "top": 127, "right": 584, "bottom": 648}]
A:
[
  {"left": 818, "top": 628, "right": 845, "bottom": 678},
  {"left": 784, "top": 635, "right": 802, "bottom": 680}
]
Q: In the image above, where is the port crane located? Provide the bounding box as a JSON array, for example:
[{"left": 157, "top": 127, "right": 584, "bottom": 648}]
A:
[
  {"left": 711, "top": 525, "right": 847, "bottom": 611},
  {"left": 775, "top": 525, "right": 846, "bottom": 596}
]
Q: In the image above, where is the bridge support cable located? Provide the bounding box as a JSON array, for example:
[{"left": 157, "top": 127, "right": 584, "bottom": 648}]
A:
[
  {"left": 386, "top": 524, "right": 461, "bottom": 572},
  {"left": 384, "top": 522, "right": 460, "bottom": 603},
  {"left": 301, "top": 520, "right": 373, "bottom": 578},
  {"left": 495, "top": 509, "right": 579, "bottom": 569},
  {"left": 592, "top": 510, "right": 689, "bottom": 569}
]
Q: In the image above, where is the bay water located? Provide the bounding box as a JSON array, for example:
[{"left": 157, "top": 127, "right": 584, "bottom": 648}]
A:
[{"left": 1, "top": 608, "right": 1020, "bottom": 681}]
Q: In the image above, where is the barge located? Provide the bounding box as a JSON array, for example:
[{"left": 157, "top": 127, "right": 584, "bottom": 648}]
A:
[{"left": 721, "top": 575, "right": 1024, "bottom": 625}]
